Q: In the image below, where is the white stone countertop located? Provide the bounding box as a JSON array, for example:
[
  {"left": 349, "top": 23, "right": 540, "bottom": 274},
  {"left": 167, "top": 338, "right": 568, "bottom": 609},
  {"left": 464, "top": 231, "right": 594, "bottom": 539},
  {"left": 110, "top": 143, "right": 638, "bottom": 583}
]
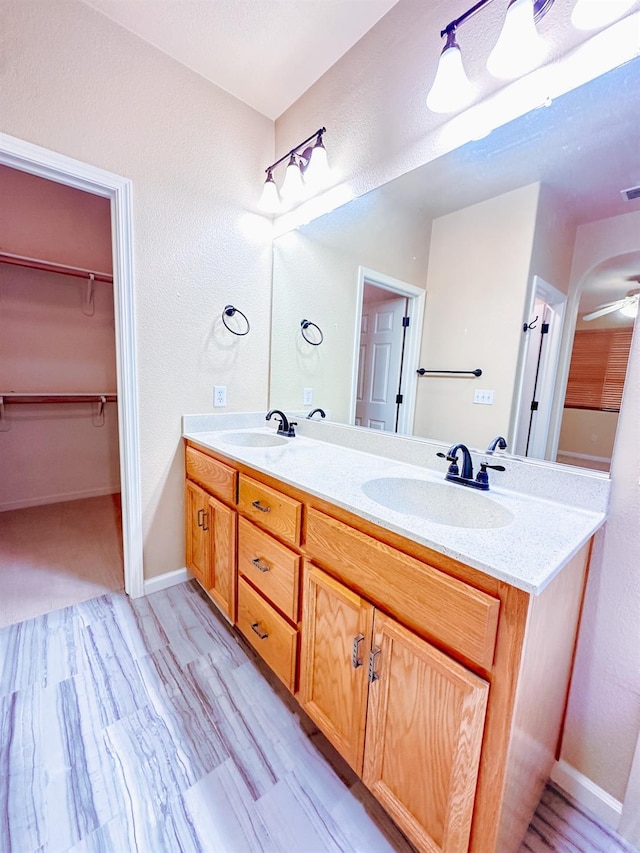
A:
[{"left": 183, "top": 413, "right": 609, "bottom": 595}]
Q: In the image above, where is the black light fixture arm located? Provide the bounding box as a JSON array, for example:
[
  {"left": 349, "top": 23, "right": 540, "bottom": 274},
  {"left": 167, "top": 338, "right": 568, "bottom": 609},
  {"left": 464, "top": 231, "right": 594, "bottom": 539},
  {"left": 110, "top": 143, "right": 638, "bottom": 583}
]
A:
[
  {"left": 264, "top": 127, "right": 326, "bottom": 175},
  {"left": 440, "top": 0, "right": 554, "bottom": 38}
]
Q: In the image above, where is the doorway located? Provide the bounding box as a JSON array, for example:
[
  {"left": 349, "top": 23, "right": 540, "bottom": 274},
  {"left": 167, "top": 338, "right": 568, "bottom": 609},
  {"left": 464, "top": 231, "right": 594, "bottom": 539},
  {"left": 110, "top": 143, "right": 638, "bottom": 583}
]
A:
[
  {"left": 350, "top": 267, "right": 425, "bottom": 435},
  {"left": 0, "top": 130, "right": 143, "bottom": 605}
]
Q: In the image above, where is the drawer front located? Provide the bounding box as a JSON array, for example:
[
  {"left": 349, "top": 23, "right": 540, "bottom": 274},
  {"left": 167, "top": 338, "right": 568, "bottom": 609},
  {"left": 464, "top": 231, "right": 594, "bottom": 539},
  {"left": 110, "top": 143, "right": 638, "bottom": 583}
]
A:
[
  {"left": 305, "top": 508, "right": 500, "bottom": 671},
  {"left": 237, "top": 576, "right": 298, "bottom": 692},
  {"left": 238, "top": 517, "right": 300, "bottom": 622},
  {"left": 186, "top": 445, "right": 236, "bottom": 505},
  {"left": 237, "top": 475, "right": 302, "bottom": 546}
]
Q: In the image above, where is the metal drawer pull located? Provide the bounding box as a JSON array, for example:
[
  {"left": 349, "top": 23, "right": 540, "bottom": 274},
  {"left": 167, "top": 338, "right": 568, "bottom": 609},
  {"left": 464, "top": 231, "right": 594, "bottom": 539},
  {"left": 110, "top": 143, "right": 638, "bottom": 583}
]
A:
[
  {"left": 202, "top": 510, "right": 209, "bottom": 532},
  {"left": 251, "top": 622, "right": 268, "bottom": 640},
  {"left": 368, "top": 647, "right": 381, "bottom": 682},
  {"left": 197, "top": 508, "right": 204, "bottom": 527},
  {"left": 352, "top": 633, "right": 365, "bottom": 668},
  {"left": 251, "top": 557, "right": 270, "bottom": 573},
  {"left": 251, "top": 500, "right": 271, "bottom": 513}
]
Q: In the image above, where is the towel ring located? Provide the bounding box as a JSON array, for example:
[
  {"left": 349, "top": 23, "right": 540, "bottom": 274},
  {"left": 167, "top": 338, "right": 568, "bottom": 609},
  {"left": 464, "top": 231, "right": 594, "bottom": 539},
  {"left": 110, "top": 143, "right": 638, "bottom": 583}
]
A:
[
  {"left": 222, "top": 305, "right": 250, "bottom": 336},
  {"left": 300, "top": 319, "right": 324, "bottom": 346}
]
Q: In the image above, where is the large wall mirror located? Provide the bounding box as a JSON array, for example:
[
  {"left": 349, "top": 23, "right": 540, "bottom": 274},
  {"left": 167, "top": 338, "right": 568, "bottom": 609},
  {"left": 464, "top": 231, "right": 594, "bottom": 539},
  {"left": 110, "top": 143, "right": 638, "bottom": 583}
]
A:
[{"left": 270, "top": 58, "right": 640, "bottom": 472}]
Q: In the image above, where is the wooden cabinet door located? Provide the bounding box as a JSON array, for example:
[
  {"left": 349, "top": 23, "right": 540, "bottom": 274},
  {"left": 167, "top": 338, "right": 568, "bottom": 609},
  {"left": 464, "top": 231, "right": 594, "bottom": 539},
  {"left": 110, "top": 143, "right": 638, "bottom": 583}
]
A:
[
  {"left": 186, "top": 480, "right": 210, "bottom": 587},
  {"left": 363, "top": 611, "right": 489, "bottom": 853},
  {"left": 206, "top": 493, "right": 237, "bottom": 623},
  {"left": 299, "top": 564, "right": 374, "bottom": 775}
]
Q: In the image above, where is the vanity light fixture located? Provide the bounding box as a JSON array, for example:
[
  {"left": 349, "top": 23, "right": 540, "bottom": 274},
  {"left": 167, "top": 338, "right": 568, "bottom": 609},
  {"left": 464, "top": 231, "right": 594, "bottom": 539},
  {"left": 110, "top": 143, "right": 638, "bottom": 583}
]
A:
[
  {"left": 571, "top": 0, "right": 635, "bottom": 30},
  {"left": 259, "top": 128, "right": 330, "bottom": 213},
  {"left": 426, "top": 0, "right": 556, "bottom": 113}
]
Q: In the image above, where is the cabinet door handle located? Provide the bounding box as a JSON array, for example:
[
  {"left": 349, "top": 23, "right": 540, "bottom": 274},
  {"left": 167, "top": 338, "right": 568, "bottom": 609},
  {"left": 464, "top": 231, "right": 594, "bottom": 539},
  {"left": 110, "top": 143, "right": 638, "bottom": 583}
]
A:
[
  {"left": 251, "top": 557, "right": 270, "bottom": 573},
  {"left": 202, "top": 510, "right": 209, "bottom": 532},
  {"left": 197, "top": 508, "right": 204, "bottom": 528},
  {"left": 368, "top": 647, "right": 381, "bottom": 682},
  {"left": 251, "top": 500, "right": 271, "bottom": 513},
  {"left": 352, "top": 633, "right": 365, "bottom": 668},
  {"left": 251, "top": 622, "right": 268, "bottom": 640}
]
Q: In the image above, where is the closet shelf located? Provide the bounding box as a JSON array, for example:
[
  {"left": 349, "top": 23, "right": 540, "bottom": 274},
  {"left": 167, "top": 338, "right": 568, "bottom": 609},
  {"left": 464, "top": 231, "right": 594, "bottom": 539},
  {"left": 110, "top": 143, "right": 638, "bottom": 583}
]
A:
[
  {"left": 0, "top": 393, "right": 117, "bottom": 404},
  {"left": 0, "top": 251, "right": 113, "bottom": 283}
]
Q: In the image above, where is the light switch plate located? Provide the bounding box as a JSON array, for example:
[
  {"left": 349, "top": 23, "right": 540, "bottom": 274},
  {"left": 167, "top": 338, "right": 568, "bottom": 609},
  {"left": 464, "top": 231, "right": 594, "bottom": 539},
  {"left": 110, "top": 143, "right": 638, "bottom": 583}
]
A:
[{"left": 473, "top": 389, "right": 494, "bottom": 405}]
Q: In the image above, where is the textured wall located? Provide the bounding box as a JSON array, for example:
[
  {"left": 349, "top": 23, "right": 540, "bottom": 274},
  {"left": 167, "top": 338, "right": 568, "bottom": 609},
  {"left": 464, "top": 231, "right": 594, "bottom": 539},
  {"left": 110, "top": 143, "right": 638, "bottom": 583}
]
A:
[{"left": 0, "top": 0, "right": 273, "bottom": 577}]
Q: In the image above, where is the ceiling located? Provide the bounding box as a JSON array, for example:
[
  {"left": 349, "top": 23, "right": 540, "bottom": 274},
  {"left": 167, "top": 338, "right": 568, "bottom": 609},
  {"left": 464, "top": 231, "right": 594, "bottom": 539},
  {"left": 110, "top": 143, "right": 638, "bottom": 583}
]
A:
[{"left": 81, "top": 0, "right": 400, "bottom": 119}]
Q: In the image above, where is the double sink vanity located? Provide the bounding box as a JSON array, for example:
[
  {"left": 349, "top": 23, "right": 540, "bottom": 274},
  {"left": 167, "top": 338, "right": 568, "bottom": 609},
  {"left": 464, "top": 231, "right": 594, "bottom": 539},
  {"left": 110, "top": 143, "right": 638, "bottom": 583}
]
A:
[{"left": 182, "top": 412, "right": 609, "bottom": 853}]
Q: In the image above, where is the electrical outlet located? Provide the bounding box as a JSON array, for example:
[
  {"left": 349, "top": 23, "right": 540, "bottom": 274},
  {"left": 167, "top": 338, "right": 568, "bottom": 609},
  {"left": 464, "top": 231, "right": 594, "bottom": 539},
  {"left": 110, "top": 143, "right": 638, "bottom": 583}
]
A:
[
  {"left": 473, "top": 389, "right": 495, "bottom": 405},
  {"left": 303, "top": 387, "right": 313, "bottom": 406},
  {"left": 214, "top": 385, "right": 227, "bottom": 407}
]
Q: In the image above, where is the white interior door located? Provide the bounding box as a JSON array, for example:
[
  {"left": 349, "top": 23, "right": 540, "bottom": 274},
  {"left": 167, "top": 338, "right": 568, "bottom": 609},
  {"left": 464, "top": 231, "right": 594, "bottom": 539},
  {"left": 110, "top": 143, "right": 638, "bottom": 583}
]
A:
[{"left": 355, "top": 292, "right": 407, "bottom": 430}]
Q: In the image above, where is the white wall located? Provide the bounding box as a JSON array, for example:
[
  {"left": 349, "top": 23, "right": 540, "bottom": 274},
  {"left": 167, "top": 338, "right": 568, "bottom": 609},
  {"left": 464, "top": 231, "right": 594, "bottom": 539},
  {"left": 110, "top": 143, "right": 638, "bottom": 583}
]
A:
[
  {"left": 0, "top": 0, "right": 273, "bottom": 578},
  {"left": 414, "top": 184, "right": 538, "bottom": 449},
  {"left": 276, "top": 0, "right": 640, "bottom": 828}
]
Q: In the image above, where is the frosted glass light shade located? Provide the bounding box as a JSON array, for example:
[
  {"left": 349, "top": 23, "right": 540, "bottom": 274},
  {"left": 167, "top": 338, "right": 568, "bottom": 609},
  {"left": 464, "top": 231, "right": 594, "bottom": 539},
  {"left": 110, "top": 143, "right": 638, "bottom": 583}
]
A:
[
  {"left": 281, "top": 155, "right": 304, "bottom": 201},
  {"left": 259, "top": 171, "right": 280, "bottom": 213},
  {"left": 304, "top": 140, "right": 330, "bottom": 188},
  {"left": 426, "top": 38, "right": 474, "bottom": 113},
  {"left": 571, "top": 0, "right": 635, "bottom": 30},
  {"left": 487, "top": 0, "right": 546, "bottom": 80},
  {"left": 620, "top": 296, "right": 639, "bottom": 318}
]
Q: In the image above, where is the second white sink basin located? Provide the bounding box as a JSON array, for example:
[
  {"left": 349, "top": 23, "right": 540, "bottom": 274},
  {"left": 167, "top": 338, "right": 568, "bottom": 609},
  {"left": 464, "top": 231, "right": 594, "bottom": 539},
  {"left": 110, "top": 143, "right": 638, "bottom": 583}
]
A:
[
  {"left": 220, "top": 431, "right": 288, "bottom": 448},
  {"left": 362, "top": 477, "right": 514, "bottom": 529}
]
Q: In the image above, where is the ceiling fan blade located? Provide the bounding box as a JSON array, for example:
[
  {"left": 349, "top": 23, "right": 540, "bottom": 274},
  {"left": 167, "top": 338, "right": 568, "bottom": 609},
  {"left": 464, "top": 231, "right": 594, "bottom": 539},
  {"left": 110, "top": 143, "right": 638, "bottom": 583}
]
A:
[{"left": 582, "top": 301, "right": 625, "bottom": 321}]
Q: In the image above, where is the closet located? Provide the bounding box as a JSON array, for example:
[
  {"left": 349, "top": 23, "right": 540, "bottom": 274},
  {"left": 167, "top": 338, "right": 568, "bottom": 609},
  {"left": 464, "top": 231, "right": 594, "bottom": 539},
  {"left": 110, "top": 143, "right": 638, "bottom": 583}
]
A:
[{"left": 0, "top": 165, "right": 123, "bottom": 626}]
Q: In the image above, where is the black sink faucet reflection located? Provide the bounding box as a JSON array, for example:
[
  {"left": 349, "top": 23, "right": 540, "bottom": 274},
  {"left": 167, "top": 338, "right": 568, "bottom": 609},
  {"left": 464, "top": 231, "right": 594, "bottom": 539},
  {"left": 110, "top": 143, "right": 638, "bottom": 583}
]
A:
[
  {"left": 266, "top": 409, "right": 297, "bottom": 437},
  {"left": 486, "top": 436, "right": 508, "bottom": 454},
  {"left": 306, "top": 408, "right": 326, "bottom": 419},
  {"left": 437, "top": 442, "right": 505, "bottom": 491}
]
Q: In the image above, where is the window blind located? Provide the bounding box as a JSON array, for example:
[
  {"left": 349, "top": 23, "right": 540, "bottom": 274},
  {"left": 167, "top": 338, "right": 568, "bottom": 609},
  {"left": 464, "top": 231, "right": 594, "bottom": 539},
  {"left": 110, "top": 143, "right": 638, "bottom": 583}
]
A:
[{"left": 564, "top": 327, "right": 633, "bottom": 411}]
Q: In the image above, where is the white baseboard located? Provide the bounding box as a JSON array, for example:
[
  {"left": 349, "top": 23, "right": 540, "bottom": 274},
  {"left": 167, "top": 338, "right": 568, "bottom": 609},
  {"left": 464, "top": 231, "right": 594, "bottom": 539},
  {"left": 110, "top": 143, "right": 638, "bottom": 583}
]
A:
[
  {"left": 0, "top": 486, "right": 121, "bottom": 512},
  {"left": 551, "top": 759, "right": 623, "bottom": 830},
  {"left": 143, "top": 567, "right": 191, "bottom": 596}
]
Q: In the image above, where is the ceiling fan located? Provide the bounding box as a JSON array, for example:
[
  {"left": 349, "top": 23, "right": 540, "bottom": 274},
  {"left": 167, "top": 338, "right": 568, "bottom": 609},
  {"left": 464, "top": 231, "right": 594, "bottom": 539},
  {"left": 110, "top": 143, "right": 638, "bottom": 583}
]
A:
[{"left": 582, "top": 284, "right": 640, "bottom": 322}]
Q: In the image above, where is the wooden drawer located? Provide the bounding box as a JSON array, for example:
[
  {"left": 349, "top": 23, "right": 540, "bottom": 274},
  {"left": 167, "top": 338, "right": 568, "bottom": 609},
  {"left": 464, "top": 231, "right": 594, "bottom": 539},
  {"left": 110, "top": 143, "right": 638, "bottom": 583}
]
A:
[
  {"left": 185, "top": 445, "right": 236, "bottom": 505},
  {"left": 237, "top": 576, "right": 298, "bottom": 692},
  {"left": 237, "top": 475, "right": 302, "bottom": 546},
  {"left": 238, "top": 517, "right": 300, "bottom": 622},
  {"left": 305, "top": 508, "right": 500, "bottom": 671}
]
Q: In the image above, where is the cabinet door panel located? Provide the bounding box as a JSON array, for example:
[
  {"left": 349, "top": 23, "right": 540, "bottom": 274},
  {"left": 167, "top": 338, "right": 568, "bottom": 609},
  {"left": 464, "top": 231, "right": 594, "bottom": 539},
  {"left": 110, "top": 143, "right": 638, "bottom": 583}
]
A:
[
  {"left": 207, "top": 494, "right": 237, "bottom": 623},
  {"left": 300, "top": 563, "right": 374, "bottom": 775},
  {"left": 363, "top": 611, "right": 489, "bottom": 853},
  {"left": 186, "top": 480, "right": 209, "bottom": 587}
]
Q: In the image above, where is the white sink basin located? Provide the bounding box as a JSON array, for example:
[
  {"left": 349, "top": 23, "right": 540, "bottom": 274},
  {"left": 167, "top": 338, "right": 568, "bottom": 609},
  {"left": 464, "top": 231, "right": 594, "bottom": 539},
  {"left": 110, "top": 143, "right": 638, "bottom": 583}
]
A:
[
  {"left": 220, "top": 431, "right": 288, "bottom": 448},
  {"left": 361, "top": 477, "right": 514, "bottom": 529}
]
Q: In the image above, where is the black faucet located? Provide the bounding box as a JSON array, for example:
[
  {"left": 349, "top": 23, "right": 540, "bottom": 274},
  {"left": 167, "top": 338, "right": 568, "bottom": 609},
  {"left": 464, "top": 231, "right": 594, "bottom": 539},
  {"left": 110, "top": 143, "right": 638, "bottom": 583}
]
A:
[
  {"left": 486, "top": 436, "right": 508, "bottom": 454},
  {"left": 266, "top": 409, "right": 297, "bottom": 437},
  {"left": 437, "top": 442, "right": 505, "bottom": 491},
  {"left": 306, "top": 408, "right": 326, "bottom": 419}
]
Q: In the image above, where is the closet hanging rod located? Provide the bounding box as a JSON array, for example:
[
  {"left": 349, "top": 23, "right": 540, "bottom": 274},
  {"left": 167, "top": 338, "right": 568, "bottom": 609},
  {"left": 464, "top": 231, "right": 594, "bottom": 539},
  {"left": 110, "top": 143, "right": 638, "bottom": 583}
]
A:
[
  {"left": 0, "top": 393, "right": 117, "bottom": 404},
  {"left": 0, "top": 251, "right": 113, "bottom": 283}
]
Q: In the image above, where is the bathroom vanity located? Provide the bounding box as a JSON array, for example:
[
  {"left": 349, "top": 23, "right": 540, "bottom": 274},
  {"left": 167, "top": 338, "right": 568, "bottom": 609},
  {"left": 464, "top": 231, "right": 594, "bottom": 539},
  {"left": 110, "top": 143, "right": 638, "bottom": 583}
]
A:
[{"left": 182, "top": 414, "right": 608, "bottom": 853}]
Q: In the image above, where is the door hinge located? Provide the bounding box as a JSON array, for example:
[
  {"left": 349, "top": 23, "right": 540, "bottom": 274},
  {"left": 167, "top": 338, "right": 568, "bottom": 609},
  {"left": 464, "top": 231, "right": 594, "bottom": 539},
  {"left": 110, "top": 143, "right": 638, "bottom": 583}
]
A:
[
  {"left": 541, "top": 322, "right": 550, "bottom": 334},
  {"left": 530, "top": 400, "right": 539, "bottom": 411},
  {"left": 396, "top": 394, "right": 403, "bottom": 405},
  {"left": 402, "top": 316, "right": 410, "bottom": 327}
]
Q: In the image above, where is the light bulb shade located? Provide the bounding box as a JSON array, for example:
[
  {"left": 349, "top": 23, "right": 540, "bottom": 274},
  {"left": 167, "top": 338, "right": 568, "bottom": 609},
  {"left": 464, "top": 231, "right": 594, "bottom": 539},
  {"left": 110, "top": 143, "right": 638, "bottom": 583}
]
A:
[
  {"left": 426, "top": 32, "right": 474, "bottom": 113},
  {"left": 487, "top": 0, "right": 546, "bottom": 80},
  {"left": 570, "top": 0, "right": 635, "bottom": 30},
  {"left": 304, "top": 137, "right": 330, "bottom": 188},
  {"left": 259, "top": 170, "right": 280, "bottom": 213},
  {"left": 281, "top": 154, "right": 304, "bottom": 201},
  {"left": 620, "top": 296, "right": 639, "bottom": 319}
]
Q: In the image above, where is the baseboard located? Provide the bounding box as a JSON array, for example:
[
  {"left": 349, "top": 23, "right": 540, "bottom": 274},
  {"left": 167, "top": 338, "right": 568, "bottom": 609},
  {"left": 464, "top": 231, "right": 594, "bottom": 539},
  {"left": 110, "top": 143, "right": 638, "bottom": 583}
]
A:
[
  {"left": 556, "top": 451, "right": 611, "bottom": 465},
  {"left": 143, "top": 567, "right": 191, "bottom": 596},
  {"left": 0, "top": 486, "right": 121, "bottom": 512},
  {"left": 551, "top": 759, "right": 623, "bottom": 829}
]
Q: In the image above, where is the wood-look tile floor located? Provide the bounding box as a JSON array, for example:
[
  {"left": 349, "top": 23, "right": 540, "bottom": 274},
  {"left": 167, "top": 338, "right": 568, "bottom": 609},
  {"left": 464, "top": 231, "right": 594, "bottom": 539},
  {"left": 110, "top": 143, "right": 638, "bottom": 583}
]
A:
[{"left": 1, "top": 580, "right": 636, "bottom": 853}]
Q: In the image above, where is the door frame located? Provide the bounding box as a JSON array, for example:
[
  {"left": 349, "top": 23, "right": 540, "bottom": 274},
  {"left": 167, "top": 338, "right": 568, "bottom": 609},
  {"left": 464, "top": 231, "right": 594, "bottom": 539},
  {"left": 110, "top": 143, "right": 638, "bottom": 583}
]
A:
[
  {"left": 0, "top": 131, "right": 144, "bottom": 598},
  {"left": 350, "top": 267, "right": 425, "bottom": 435}
]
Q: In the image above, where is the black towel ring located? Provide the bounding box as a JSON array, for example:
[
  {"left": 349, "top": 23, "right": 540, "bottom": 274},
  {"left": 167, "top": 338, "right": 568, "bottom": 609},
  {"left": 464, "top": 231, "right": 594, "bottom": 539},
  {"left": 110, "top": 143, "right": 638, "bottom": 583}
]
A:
[
  {"left": 300, "top": 319, "right": 324, "bottom": 346},
  {"left": 222, "top": 305, "right": 250, "bottom": 336}
]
